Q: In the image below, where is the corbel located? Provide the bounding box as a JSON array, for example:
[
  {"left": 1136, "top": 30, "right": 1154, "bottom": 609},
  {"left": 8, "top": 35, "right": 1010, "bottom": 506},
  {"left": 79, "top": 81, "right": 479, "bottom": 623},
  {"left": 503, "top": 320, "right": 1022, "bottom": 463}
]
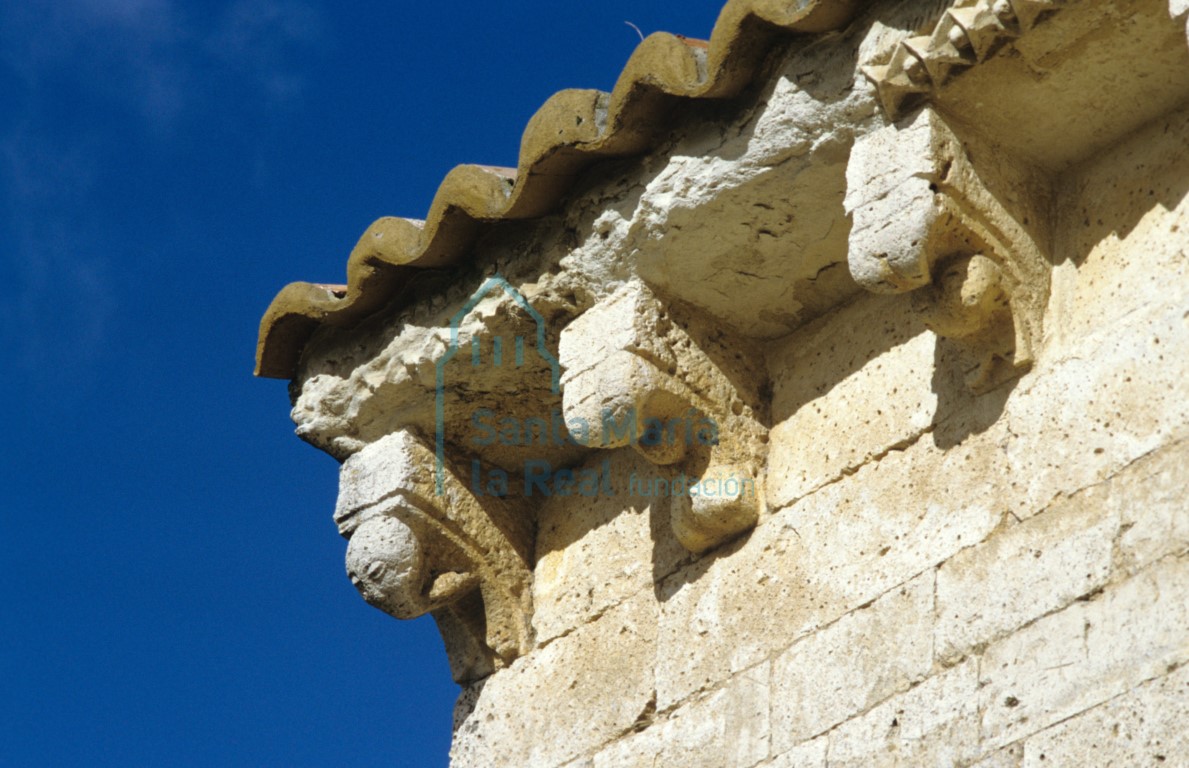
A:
[
  {"left": 845, "top": 106, "right": 1052, "bottom": 393},
  {"left": 558, "top": 280, "right": 767, "bottom": 554},
  {"left": 334, "top": 429, "right": 533, "bottom": 683}
]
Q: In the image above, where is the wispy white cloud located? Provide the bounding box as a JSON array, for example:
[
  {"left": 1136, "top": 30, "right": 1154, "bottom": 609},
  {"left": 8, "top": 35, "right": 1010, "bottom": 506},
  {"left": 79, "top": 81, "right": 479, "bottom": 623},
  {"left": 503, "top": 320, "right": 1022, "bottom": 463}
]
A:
[
  {"left": 0, "top": 0, "right": 324, "bottom": 378},
  {"left": 0, "top": 0, "right": 185, "bottom": 124},
  {"left": 0, "top": 0, "right": 324, "bottom": 124},
  {"left": 0, "top": 129, "right": 117, "bottom": 375},
  {"left": 208, "top": 0, "right": 323, "bottom": 102},
  {"left": 74, "top": 0, "right": 179, "bottom": 30}
]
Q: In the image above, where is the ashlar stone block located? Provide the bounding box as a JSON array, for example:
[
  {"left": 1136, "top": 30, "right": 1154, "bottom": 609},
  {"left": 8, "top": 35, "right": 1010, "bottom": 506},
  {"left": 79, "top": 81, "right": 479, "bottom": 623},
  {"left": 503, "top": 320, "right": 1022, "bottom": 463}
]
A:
[
  {"left": 771, "top": 572, "right": 934, "bottom": 751},
  {"left": 826, "top": 659, "right": 981, "bottom": 768},
  {"left": 978, "top": 556, "right": 1189, "bottom": 751},
  {"left": 450, "top": 592, "right": 658, "bottom": 768}
]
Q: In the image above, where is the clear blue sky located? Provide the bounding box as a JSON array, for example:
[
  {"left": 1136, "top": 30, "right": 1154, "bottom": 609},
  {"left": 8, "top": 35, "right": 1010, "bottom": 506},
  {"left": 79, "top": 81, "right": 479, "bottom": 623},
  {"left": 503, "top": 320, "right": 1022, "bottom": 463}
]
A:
[{"left": 1, "top": 1, "right": 727, "bottom": 766}]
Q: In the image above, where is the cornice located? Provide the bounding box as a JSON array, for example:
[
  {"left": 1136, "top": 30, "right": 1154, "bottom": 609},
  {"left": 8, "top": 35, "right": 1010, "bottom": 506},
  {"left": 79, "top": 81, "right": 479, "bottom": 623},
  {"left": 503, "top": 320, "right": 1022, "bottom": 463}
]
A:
[{"left": 255, "top": 0, "right": 861, "bottom": 379}]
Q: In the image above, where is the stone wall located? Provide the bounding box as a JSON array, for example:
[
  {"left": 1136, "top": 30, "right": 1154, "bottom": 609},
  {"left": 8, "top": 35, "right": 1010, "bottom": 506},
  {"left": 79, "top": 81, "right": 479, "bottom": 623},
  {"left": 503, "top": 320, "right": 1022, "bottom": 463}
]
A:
[
  {"left": 256, "top": 0, "right": 1189, "bottom": 765},
  {"left": 449, "top": 99, "right": 1189, "bottom": 767}
]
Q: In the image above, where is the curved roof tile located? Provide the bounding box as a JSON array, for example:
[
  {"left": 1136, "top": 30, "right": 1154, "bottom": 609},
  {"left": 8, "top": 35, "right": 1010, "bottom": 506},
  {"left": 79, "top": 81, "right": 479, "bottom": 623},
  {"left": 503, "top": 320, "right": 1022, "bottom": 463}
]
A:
[{"left": 256, "top": 0, "right": 861, "bottom": 378}]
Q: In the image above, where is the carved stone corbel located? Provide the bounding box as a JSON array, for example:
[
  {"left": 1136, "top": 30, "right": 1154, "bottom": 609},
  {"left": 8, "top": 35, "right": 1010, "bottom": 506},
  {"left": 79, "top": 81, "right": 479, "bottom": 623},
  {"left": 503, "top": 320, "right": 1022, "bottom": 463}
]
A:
[
  {"left": 334, "top": 429, "right": 533, "bottom": 683},
  {"left": 845, "top": 106, "right": 1052, "bottom": 393},
  {"left": 559, "top": 280, "right": 767, "bottom": 554}
]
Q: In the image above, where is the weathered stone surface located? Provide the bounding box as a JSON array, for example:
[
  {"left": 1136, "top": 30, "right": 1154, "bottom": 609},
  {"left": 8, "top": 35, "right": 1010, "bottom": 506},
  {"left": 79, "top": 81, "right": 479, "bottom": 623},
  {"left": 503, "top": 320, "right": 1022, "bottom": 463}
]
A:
[
  {"left": 783, "top": 423, "right": 1007, "bottom": 620},
  {"left": 1004, "top": 102, "right": 1189, "bottom": 520},
  {"left": 771, "top": 572, "right": 934, "bottom": 751},
  {"left": 1112, "top": 440, "right": 1189, "bottom": 575},
  {"left": 767, "top": 294, "right": 936, "bottom": 509},
  {"left": 978, "top": 556, "right": 1189, "bottom": 751},
  {"left": 590, "top": 663, "right": 771, "bottom": 768},
  {"left": 844, "top": 108, "right": 942, "bottom": 292},
  {"left": 1047, "top": 101, "right": 1189, "bottom": 350},
  {"left": 767, "top": 736, "right": 827, "bottom": 768},
  {"left": 658, "top": 417, "right": 1004, "bottom": 709},
  {"left": 848, "top": 99, "right": 1055, "bottom": 394},
  {"left": 654, "top": 520, "right": 806, "bottom": 711},
  {"left": 935, "top": 490, "right": 1118, "bottom": 663},
  {"left": 654, "top": 662, "right": 771, "bottom": 768},
  {"left": 969, "top": 744, "right": 1023, "bottom": 768},
  {"left": 450, "top": 593, "right": 657, "bottom": 768},
  {"left": 586, "top": 728, "right": 664, "bottom": 768},
  {"left": 533, "top": 450, "right": 687, "bottom": 644},
  {"left": 1020, "top": 665, "right": 1189, "bottom": 766},
  {"left": 826, "top": 659, "right": 981, "bottom": 768},
  {"left": 934, "top": 0, "right": 1189, "bottom": 171},
  {"left": 606, "top": 15, "right": 882, "bottom": 341},
  {"left": 934, "top": 436, "right": 1189, "bottom": 666},
  {"left": 1001, "top": 295, "right": 1189, "bottom": 521}
]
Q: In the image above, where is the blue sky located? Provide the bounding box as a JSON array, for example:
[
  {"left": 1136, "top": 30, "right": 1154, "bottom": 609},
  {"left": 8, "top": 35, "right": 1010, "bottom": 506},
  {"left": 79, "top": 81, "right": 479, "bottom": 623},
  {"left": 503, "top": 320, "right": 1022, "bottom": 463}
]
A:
[{"left": 0, "top": 1, "right": 728, "bottom": 765}]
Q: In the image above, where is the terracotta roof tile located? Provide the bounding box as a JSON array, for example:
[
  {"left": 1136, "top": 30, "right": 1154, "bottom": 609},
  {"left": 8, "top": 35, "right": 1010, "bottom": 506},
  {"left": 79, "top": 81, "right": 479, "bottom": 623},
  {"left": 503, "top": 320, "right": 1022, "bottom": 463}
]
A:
[{"left": 255, "top": 0, "right": 861, "bottom": 379}]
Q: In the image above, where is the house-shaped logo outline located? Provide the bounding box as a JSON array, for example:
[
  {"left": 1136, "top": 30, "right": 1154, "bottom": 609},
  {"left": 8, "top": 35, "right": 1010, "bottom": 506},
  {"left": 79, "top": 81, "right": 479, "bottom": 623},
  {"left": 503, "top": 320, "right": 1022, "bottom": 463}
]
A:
[{"left": 435, "top": 275, "right": 560, "bottom": 495}]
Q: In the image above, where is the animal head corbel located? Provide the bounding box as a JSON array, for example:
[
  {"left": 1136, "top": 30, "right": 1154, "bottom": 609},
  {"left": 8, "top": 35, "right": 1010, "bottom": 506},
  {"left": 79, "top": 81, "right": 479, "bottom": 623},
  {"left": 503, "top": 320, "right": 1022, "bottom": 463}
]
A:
[{"left": 334, "top": 429, "right": 533, "bottom": 683}]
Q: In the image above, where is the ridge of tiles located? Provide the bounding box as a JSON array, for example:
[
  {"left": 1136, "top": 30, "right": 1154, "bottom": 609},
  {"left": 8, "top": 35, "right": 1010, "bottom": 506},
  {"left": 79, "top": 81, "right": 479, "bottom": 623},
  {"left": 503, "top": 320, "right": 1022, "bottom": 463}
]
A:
[{"left": 255, "top": 0, "right": 860, "bottom": 379}]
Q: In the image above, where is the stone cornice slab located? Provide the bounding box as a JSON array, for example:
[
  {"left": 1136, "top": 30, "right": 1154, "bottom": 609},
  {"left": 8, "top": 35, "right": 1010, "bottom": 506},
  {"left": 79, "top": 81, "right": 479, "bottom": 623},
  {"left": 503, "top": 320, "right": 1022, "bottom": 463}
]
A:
[{"left": 254, "top": 0, "right": 861, "bottom": 379}]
